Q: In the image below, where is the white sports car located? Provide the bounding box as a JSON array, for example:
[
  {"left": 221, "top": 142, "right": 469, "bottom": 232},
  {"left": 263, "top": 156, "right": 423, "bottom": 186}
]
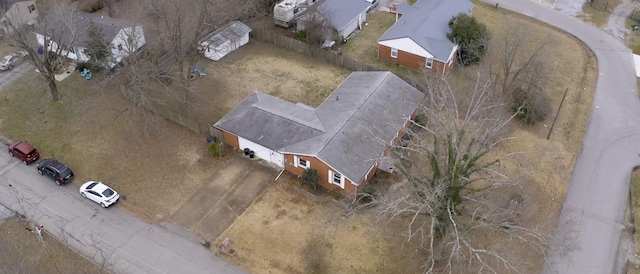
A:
[{"left": 79, "top": 181, "right": 120, "bottom": 208}]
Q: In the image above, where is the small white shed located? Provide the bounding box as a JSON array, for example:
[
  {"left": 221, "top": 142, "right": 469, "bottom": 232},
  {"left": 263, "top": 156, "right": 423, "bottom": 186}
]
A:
[{"left": 199, "top": 21, "right": 252, "bottom": 61}]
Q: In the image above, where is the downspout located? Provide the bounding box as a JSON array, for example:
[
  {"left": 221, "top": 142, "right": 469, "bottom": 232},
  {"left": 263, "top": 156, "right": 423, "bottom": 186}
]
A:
[
  {"left": 441, "top": 60, "right": 445, "bottom": 80},
  {"left": 353, "top": 184, "right": 358, "bottom": 203}
]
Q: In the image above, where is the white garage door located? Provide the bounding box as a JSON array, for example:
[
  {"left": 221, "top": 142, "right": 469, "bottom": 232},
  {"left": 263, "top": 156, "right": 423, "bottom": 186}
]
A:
[{"left": 238, "top": 137, "right": 283, "bottom": 167}]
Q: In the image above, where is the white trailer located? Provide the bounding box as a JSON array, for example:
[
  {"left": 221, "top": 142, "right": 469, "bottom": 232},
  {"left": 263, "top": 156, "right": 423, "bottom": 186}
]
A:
[{"left": 274, "top": 0, "right": 314, "bottom": 28}]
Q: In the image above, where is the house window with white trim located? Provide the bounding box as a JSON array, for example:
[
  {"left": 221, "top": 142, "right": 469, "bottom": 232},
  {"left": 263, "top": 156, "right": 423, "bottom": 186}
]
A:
[
  {"left": 426, "top": 58, "right": 433, "bottom": 69},
  {"left": 328, "top": 170, "right": 345, "bottom": 189},
  {"left": 293, "top": 156, "right": 310, "bottom": 169},
  {"left": 28, "top": 4, "right": 36, "bottom": 13},
  {"left": 391, "top": 48, "right": 398, "bottom": 58}
]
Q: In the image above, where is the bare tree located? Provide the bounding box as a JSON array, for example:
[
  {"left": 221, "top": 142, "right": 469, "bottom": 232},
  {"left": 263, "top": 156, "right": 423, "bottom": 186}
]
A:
[
  {"left": 376, "top": 76, "right": 550, "bottom": 272},
  {"left": 489, "top": 19, "right": 551, "bottom": 96},
  {"left": 5, "top": 6, "right": 89, "bottom": 102},
  {"left": 144, "top": 0, "right": 255, "bottom": 106}
]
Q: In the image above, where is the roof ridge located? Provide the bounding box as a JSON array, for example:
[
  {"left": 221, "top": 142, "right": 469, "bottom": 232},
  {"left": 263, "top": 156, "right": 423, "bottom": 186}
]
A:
[{"left": 315, "top": 72, "right": 390, "bottom": 156}]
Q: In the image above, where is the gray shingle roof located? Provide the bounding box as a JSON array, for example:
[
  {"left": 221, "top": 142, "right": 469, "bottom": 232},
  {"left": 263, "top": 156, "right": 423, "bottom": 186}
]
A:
[
  {"left": 378, "top": 0, "right": 473, "bottom": 62},
  {"left": 37, "top": 10, "right": 133, "bottom": 48},
  {"left": 199, "top": 21, "right": 251, "bottom": 48},
  {"left": 0, "top": 0, "right": 28, "bottom": 14},
  {"left": 215, "top": 71, "right": 425, "bottom": 185},
  {"left": 301, "top": 0, "right": 369, "bottom": 31}
]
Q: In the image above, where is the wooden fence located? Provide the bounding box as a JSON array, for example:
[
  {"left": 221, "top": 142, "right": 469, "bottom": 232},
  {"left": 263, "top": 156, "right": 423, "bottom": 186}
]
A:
[
  {"left": 252, "top": 29, "right": 382, "bottom": 72},
  {"left": 146, "top": 101, "right": 201, "bottom": 134}
]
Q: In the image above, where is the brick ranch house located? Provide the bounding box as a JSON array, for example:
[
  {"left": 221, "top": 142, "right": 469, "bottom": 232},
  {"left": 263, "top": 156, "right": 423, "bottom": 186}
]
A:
[
  {"left": 377, "top": 0, "right": 473, "bottom": 77},
  {"left": 214, "top": 71, "right": 425, "bottom": 200}
]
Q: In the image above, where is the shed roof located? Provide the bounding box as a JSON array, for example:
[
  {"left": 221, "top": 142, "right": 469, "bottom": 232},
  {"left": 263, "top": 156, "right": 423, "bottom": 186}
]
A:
[
  {"left": 199, "top": 21, "right": 252, "bottom": 49},
  {"left": 378, "top": 0, "right": 473, "bottom": 62},
  {"left": 300, "top": 0, "right": 369, "bottom": 31},
  {"left": 215, "top": 71, "right": 424, "bottom": 185}
]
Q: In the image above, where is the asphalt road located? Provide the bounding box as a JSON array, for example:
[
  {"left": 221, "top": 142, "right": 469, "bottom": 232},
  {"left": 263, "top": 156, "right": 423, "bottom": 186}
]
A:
[
  {"left": 485, "top": 0, "right": 640, "bottom": 273},
  {"left": 0, "top": 146, "right": 246, "bottom": 274},
  {"left": 0, "top": 62, "right": 34, "bottom": 91}
]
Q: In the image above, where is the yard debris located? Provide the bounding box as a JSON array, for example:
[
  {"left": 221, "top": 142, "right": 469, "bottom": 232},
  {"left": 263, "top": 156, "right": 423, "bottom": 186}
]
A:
[{"left": 220, "top": 237, "right": 236, "bottom": 256}]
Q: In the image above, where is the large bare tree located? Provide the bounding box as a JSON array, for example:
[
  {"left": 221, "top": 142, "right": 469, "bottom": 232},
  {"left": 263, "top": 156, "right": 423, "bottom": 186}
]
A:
[
  {"left": 144, "top": 0, "right": 255, "bottom": 106},
  {"left": 374, "top": 76, "right": 550, "bottom": 272},
  {"left": 489, "top": 19, "right": 551, "bottom": 96},
  {"left": 5, "top": 5, "right": 88, "bottom": 102}
]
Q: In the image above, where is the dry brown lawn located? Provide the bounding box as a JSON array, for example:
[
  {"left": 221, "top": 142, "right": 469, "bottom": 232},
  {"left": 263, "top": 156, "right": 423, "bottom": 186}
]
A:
[
  {"left": 0, "top": 217, "right": 103, "bottom": 273},
  {"left": 0, "top": 2, "right": 596, "bottom": 274},
  {"left": 214, "top": 4, "right": 596, "bottom": 274}
]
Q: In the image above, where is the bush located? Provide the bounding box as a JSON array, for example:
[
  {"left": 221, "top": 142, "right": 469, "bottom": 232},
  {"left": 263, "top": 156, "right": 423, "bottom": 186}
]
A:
[
  {"left": 294, "top": 30, "right": 308, "bottom": 42},
  {"left": 511, "top": 86, "right": 551, "bottom": 124},
  {"left": 78, "top": 0, "right": 104, "bottom": 13},
  {"left": 302, "top": 169, "right": 319, "bottom": 190},
  {"left": 207, "top": 142, "right": 226, "bottom": 157},
  {"left": 448, "top": 13, "right": 491, "bottom": 66}
]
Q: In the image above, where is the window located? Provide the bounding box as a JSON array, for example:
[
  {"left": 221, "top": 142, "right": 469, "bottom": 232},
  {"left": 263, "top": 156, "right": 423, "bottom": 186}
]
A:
[
  {"left": 328, "top": 170, "right": 345, "bottom": 189},
  {"left": 28, "top": 4, "right": 36, "bottom": 13},
  {"left": 293, "top": 156, "right": 310, "bottom": 169},
  {"left": 390, "top": 48, "right": 398, "bottom": 58},
  {"left": 426, "top": 58, "right": 433, "bottom": 69},
  {"left": 118, "top": 44, "right": 124, "bottom": 51}
]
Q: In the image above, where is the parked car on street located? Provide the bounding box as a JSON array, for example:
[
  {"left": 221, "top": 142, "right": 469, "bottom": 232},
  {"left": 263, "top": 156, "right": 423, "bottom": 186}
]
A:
[
  {"left": 8, "top": 141, "right": 39, "bottom": 165},
  {"left": 79, "top": 181, "right": 120, "bottom": 208},
  {"left": 37, "top": 158, "right": 74, "bottom": 185},
  {"left": 0, "top": 51, "right": 27, "bottom": 71}
]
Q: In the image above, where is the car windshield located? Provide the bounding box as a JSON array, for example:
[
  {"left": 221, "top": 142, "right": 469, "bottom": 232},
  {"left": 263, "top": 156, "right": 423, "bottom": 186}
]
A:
[
  {"left": 0, "top": 56, "right": 11, "bottom": 65},
  {"left": 102, "top": 188, "right": 115, "bottom": 197}
]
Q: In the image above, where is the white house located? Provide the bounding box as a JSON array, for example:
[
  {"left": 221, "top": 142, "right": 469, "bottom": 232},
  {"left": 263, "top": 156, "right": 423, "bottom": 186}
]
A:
[
  {"left": 0, "top": 0, "right": 38, "bottom": 35},
  {"left": 198, "top": 21, "right": 251, "bottom": 61},
  {"left": 35, "top": 10, "right": 145, "bottom": 68}
]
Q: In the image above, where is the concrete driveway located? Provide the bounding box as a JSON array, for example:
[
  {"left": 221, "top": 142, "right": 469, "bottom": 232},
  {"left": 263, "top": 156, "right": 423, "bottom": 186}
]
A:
[{"left": 169, "top": 156, "right": 278, "bottom": 240}]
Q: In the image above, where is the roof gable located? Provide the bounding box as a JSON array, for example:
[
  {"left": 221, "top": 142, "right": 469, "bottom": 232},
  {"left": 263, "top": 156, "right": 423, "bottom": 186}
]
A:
[
  {"left": 302, "top": 0, "right": 369, "bottom": 31},
  {"left": 215, "top": 72, "right": 425, "bottom": 185},
  {"left": 377, "top": 0, "right": 473, "bottom": 61},
  {"left": 199, "top": 21, "right": 252, "bottom": 49},
  {"left": 37, "top": 10, "right": 136, "bottom": 48},
  {"left": 0, "top": 0, "right": 29, "bottom": 14}
]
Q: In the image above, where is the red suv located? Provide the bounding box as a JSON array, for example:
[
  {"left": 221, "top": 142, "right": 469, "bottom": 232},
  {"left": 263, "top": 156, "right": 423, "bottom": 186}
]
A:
[{"left": 8, "top": 142, "right": 40, "bottom": 165}]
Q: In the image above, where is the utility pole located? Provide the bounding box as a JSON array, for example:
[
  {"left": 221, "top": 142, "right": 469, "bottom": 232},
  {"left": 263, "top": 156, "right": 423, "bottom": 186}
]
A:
[{"left": 547, "top": 88, "right": 569, "bottom": 140}]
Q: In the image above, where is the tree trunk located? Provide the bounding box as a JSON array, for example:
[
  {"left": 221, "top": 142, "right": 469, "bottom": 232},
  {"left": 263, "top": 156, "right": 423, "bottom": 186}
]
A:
[{"left": 47, "top": 77, "right": 61, "bottom": 102}]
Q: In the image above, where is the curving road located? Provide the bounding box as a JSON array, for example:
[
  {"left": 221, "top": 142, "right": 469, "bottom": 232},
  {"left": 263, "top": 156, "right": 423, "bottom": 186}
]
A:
[
  {"left": 483, "top": 0, "right": 640, "bottom": 273},
  {"left": 0, "top": 145, "right": 245, "bottom": 274}
]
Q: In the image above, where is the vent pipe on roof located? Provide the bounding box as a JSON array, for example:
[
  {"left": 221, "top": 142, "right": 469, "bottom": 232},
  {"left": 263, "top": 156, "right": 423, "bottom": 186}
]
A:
[{"left": 101, "top": 16, "right": 104, "bottom": 19}]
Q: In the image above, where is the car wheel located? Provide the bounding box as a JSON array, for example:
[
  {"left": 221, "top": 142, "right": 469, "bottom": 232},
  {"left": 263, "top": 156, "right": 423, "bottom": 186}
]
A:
[
  {"left": 22, "top": 160, "right": 28, "bottom": 165},
  {"left": 37, "top": 169, "right": 43, "bottom": 175},
  {"left": 100, "top": 203, "right": 107, "bottom": 208},
  {"left": 56, "top": 181, "right": 61, "bottom": 186},
  {"left": 8, "top": 151, "right": 13, "bottom": 157},
  {"left": 81, "top": 192, "right": 86, "bottom": 198},
  {"left": 8, "top": 65, "right": 12, "bottom": 70}
]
